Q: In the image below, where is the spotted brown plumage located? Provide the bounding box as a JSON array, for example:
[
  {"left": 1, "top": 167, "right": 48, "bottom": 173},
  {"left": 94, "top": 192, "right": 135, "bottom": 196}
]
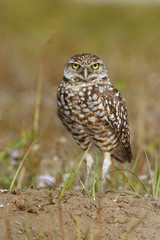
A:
[{"left": 57, "top": 53, "right": 133, "bottom": 190}]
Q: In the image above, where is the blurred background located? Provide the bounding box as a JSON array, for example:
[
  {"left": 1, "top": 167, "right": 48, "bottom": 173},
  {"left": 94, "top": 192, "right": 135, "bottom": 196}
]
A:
[{"left": 0, "top": 0, "right": 160, "bottom": 189}]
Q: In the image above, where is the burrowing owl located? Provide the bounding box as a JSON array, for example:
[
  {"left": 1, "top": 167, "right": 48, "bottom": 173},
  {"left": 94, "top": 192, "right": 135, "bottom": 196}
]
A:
[{"left": 57, "top": 53, "right": 133, "bottom": 189}]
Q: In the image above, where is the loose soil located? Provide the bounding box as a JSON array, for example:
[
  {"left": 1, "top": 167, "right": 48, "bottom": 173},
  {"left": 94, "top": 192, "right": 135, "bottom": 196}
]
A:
[{"left": 0, "top": 189, "right": 160, "bottom": 240}]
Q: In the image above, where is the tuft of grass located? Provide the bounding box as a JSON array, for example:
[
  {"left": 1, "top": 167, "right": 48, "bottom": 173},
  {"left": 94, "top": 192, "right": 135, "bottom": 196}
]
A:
[
  {"left": 9, "top": 125, "right": 51, "bottom": 190},
  {"left": 145, "top": 151, "right": 160, "bottom": 199},
  {"left": 75, "top": 148, "right": 159, "bottom": 199},
  {"left": 76, "top": 149, "right": 158, "bottom": 199},
  {"left": 106, "top": 167, "right": 149, "bottom": 196},
  {"left": 131, "top": 148, "right": 143, "bottom": 174},
  {"left": 116, "top": 168, "right": 138, "bottom": 193},
  {"left": 58, "top": 147, "right": 90, "bottom": 203},
  {"left": 77, "top": 153, "right": 101, "bottom": 200},
  {"left": 76, "top": 174, "right": 92, "bottom": 199},
  {"left": 9, "top": 140, "right": 36, "bottom": 190}
]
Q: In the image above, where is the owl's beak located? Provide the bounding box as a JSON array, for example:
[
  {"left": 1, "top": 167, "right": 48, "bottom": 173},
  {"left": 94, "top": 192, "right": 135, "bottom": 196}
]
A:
[{"left": 83, "top": 68, "right": 88, "bottom": 80}]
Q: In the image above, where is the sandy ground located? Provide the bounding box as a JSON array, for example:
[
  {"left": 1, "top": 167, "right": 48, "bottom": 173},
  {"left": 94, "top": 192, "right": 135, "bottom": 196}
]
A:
[
  {"left": 0, "top": 189, "right": 160, "bottom": 240},
  {"left": 0, "top": 3, "right": 160, "bottom": 240}
]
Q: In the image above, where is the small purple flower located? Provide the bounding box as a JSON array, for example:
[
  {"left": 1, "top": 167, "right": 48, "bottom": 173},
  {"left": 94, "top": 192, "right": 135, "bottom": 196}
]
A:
[
  {"left": 37, "top": 174, "right": 56, "bottom": 188},
  {"left": 10, "top": 150, "right": 19, "bottom": 160}
]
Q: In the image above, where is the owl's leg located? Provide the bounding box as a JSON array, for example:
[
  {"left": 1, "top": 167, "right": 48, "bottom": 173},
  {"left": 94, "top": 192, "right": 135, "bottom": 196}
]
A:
[
  {"left": 101, "top": 152, "right": 112, "bottom": 191},
  {"left": 85, "top": 153, "right": 94, "bottom": 187}
]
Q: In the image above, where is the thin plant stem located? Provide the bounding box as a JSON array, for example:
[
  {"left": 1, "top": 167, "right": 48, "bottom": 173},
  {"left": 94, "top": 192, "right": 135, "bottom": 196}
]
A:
[
  {"left": 9, "top": 140, "right": 35, "bottom": 190},
  {"left": 58, "top": 147, "right": 90, "bottom": 203},
  {"left": 108, "top": 168, "right": 150, "bottom": 196},
  {"left": 9, "top": 125, "right": 52, "bottom": 190},
  {"left": 33, "top": 62, "right": 43, "bottom": 138}
]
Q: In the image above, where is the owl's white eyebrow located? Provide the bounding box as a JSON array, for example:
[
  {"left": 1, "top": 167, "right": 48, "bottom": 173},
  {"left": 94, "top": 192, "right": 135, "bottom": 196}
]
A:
[
  {"left": 68, "top": 60, "right": 79, "bottom": 64},
  {"left": 67, "top": 83, "right": 104, "bottom": 90}
]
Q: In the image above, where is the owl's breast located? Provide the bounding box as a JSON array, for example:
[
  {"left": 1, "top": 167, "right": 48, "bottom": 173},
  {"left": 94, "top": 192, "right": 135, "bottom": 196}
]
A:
[
  {"left": 57, "top": 82, "right": 121, "bottom": 152},
  {"left": 63, "top": 84, "right": 109, "bottom": 127}
]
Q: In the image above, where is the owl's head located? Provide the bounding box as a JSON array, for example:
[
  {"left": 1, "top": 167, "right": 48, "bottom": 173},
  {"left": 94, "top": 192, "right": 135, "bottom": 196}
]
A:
[{"left": 63, "top": 53, "right": 108, "bottom": 83}]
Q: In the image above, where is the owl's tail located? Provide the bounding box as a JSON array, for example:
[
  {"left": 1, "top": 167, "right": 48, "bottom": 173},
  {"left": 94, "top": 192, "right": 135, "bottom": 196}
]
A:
[{"left": 111, "top": 142, "right": 133, "bottom": 163}]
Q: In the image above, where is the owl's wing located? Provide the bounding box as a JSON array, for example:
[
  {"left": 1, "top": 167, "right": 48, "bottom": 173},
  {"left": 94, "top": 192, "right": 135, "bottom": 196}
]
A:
[{"left": 102, "top": 84, "right": 133, "bottom": 163}]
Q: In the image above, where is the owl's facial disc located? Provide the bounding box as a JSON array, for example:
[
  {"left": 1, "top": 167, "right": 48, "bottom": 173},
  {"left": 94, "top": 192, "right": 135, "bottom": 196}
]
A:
[
  {"left": 63, "top": 54, "right": 108, "bottom": 83},
  {"left": 71, "top": 62, "right": 103, "bottom": 81}
]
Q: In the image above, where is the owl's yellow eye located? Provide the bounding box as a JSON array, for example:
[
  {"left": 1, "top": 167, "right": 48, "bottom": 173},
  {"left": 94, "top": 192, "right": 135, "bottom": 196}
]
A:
[
  {"left": 72, "top": 63, "right": 80, "bottom": 69},
  {"left": 92, "top": 63, "right": 99, "bottom": 70}
]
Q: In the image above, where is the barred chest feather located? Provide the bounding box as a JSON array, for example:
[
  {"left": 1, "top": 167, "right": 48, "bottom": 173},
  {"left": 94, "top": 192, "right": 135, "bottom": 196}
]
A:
[
  {"left": 57, "top": 80, "right": 122, "bottom": 152},
  {"left": 57, "top": 82, "right": 107, "bottom": 125}
]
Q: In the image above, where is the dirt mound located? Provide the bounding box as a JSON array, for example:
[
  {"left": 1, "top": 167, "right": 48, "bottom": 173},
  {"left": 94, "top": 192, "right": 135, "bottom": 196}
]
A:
[{"left": 0, "top": 189, "right": 160, "bottom": 240}]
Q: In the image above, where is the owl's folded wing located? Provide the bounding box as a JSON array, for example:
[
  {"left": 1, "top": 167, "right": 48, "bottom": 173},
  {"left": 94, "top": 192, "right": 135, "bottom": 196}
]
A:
[{"left": 102, "top": 85, "right": 133, "bottom": 163}]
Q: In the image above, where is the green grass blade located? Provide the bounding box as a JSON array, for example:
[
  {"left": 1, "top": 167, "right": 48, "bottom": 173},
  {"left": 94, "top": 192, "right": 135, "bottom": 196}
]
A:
[
  {"left": 9, "top": 140, "right": 35, "bottom": 190},
  {"left": 131, "top": 148, "right": 142, "bottom": 173},
  {"left": 116, "top": 168, "right": 137, "bottom": 193},
  {"left": 145, "top": 151, "right": 155, "bottom": 197},
  {"left": 108, "top": 168, "right": 150, "bottom": 196},
  {"left": 155, "top": 175, "right": 160, "bottom": 198},
  {"left": 144, "top": 151, "right": 160, "bottom": 198},
  {"left": 9, "top": 125, "right": 52, "bottom": 190},
  {"left": 58, "top": 147, "right": 90, "bottom": 202},
  {"left": 153, "top": 152, "right": 160, "bottom": 198},
  {"left": 153, "top": 155, "right": 158, "bottom": 197},
  {"left": 145, "top": 152, "right": 153, "bottom": 184},
  {"left": 95, "top": 153, "right": 101, "bottom": 191},
  {"left": 76, "top": 174, "right": 92, "bottom": 199},
  {"left": 67, "top": 148, "right": 89, "bottom": 187},
  {"left": 58, "top": 157, "right": 79, "bottom": 202},
  {"left": 92, "top": 174, "right": 96, "bottom": 201}
]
